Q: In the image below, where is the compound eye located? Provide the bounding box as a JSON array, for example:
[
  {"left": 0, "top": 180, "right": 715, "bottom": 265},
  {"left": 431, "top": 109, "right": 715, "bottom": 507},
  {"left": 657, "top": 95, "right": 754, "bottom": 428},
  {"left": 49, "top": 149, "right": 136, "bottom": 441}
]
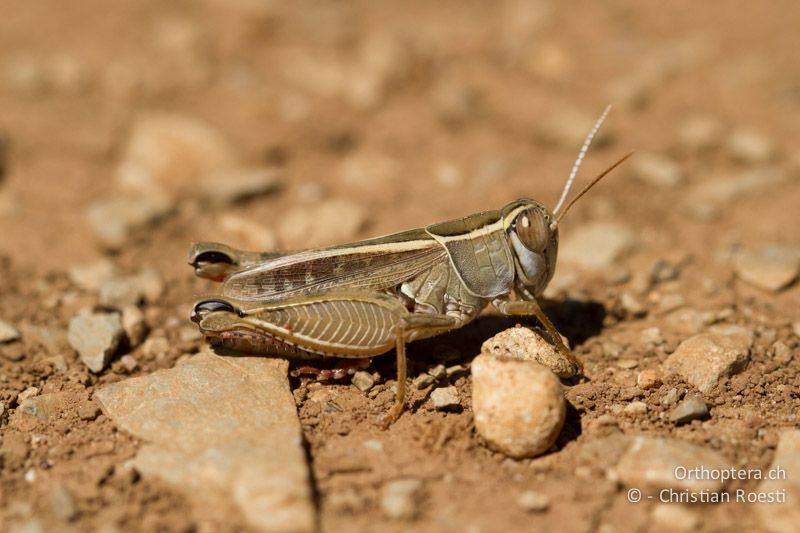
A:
[
  {"left": 193, "top": 251, "right": 234, "bottom": 266},
  {"left": 192, "top": 299, "right": 236, "bottom": 321},
  {"left": 515, "top": 209, "right": 550, "bottom": 253}
]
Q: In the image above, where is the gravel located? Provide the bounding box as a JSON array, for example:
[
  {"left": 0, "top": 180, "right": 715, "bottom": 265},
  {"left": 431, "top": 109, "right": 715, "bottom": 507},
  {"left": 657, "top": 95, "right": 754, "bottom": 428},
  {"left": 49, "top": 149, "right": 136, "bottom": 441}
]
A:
[
  {"left": 430, "top": 386, "right": 460, "bottom": 410},
  {"left": 663, "top": 331, "right": 752, "bottom": 393},
  {"left": 68, "top": 312, "right": 124, "bottom": 373},
  {"left": 668, "top": 396, "right": 709, "bottom": 424},
  {"left": 351, "top": 371, "right": 375, "bottom": 392}
]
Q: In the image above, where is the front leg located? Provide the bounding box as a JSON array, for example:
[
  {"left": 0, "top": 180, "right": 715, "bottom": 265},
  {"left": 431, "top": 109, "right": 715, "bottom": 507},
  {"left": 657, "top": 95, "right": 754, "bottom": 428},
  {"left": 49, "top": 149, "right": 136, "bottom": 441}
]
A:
[{"left": 492, "top": 296, "right": 584, "bottom": 375}]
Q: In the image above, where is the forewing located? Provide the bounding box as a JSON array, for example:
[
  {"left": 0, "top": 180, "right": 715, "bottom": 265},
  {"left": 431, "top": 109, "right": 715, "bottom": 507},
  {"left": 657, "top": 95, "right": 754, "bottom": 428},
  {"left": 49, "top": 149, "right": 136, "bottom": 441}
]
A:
[{"left": 222, "top": 229, "right": 446, "bottom": 302}]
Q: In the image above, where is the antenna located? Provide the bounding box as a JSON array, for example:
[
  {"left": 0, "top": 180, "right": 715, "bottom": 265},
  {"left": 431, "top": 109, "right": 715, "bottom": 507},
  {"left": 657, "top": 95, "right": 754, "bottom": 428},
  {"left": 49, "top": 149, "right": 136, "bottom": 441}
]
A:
[
  {"left": 552, "top": 104, "right": 612, "bottom": 216},
  {"left": 555, "top": 152, "right": 633, "bottom": 223}
]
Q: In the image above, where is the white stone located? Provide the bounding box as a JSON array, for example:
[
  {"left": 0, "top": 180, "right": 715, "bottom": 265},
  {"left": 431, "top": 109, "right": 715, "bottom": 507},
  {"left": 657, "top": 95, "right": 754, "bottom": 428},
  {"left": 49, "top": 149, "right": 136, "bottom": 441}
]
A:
[
  {"left": 430, "top": 386, "right": 460, "bottom": 410},
  {"left": 559, "top": 222, "right": 638, "bottom": 270},
  {"left": 733, "top": 245, "right": 800, "bottom": 292},
  {"left": 480, "top": 325, "right": 578, "bottom": 378},
  {"left": 663, "top": 332, "right": 751, "bottom": 393},
  {"left": 471, "top": 355, "right": 565, "bottom": 459},
  {"left": 68, "top": 312, "right": 124, "bottom": 373},
  {"left": 95, "top": 353, "right": 314, "bottom": 532},
  {"left": 0, "top": 319, "right": 21, "bottom": 343}
]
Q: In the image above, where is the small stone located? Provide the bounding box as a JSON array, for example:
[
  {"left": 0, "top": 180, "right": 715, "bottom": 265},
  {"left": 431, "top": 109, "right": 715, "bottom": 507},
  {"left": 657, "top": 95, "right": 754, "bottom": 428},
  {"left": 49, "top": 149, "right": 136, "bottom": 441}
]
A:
[
  {"left": 676, "top": 115, "right": 723, "bottom": 152},
  {"left": 636, "top": 369, "right": 661, "bottom": 390},
  {"left": 413, "top": 373, "right": 435, "bottom": 389},
  {"left": 517, "top": 490, "right": 550, "bottom": 513},
  {"left": 116, "top": 113, "right": 237, "bottom": 200},
  {"left": 200, "top": 167, "right": 281, "bottom": 206},
  {"left": 277, "top": 199, "right": 366, "bottom": 249},
  {"left": 651, "top": 503, "right": 700, "bottom": 532},
  {"left": 78, "top": 401, "right": 101, "bottom": 421},
  {"left": 48, "top": 482, "right": 78, "bottom": 521},
  {"left": 755, "top": 430, "right": 800, "bottom": 533},
  {"left": 649, "top": 259, "right": 680, "bottom": 284},
  {"left": 726, "top": 128, "right": 775, "bottom": 164},
  {"left": 18, "top": 386, "right": 39, "bottom": 402},
  {"left": 660, "top": 388, "right": 680, "bottom": 407},
  {"left": 19, "top": 392, "right": 70, "bottom": 421},
  {"left": 428, "top": 364, "right": 447, "bottom": 381},
  {"left": 559, "top": 222, "right": 638, "bottom": 270},
  {"left": 97, "top": 278, "right": 145, "bottom": 308},
  {"left": 613, "top": 436, "right": 733, "bottom": 493},
  {"left": 120, "top": 355, "right": 139, "bottom": 372},
  {"left": 471, "top": 355, "right": 565, "bottom": 459},
  {"left": 668, "top": 396, "right": 709, "bottom": 424},
  {"left": 380, "top": 478, "right": 422, "bottom": 520},
  {"left": 663, "top": 332, "right": 752, "bottom": 393},
  {"left": 772, "top": 341, "right": 792, "bottom": 365},
  {"left": 733, "top": 245, "right": 800, "bottom": 292},
  {"left": 86, "top": 194, "right": 173, "bottom": 250},
  {"left": 68, "top": 312, "right": 124, "bottom": 373},
  {"left": 620, "top": 292, "right": 647, "bottom": 317},
  {"left": 213, "top": 213, "right": 278, "bottom": 252},
  {"left": 430, "top": 386, "right": 460, "bottom": 411},
  {"left": 0, "top": 319, "right": 21, "bottom": 343},
  {"left": 351, "top": 371, "right": 375, "bottom": 392},
  {"left": 624, "top": 401, "right": 647, "bottom": 417},
  {"left": 631, "top": 152, "right": 684, "bottom": 189},
  {"left": 480, "top": 325, "right": 578, "bottom": 378},
  {"left": 445, "top": 364, "right": 467, "bottom": 378},
  {"left": 68, "top": 259, "right": 115, "bottom": 291},
  {"left": 640, "top": 327, "right": 664, "bottom": 346},
  {"left": 616, "top": 359, "right": 638, "bottom": 370},
  {"left": 683, "top": 168, "right": 787, "bottom": 222},
  {"left": 121, "top": 305, "right": 147, "bottom": 348}
]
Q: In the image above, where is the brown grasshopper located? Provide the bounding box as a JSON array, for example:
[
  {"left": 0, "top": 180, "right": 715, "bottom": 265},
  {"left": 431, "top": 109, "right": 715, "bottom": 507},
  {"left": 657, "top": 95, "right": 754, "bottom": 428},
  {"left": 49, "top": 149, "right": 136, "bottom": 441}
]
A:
[{"left": 189, "top": 106, "right": 629, "bottom": 426}]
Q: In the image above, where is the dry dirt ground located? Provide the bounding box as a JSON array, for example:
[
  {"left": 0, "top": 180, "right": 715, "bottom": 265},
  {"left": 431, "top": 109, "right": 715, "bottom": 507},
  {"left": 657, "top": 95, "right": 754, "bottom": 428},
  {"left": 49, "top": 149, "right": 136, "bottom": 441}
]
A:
[{"left": 1, "top": 1, "right": 800, "bottom": 532}]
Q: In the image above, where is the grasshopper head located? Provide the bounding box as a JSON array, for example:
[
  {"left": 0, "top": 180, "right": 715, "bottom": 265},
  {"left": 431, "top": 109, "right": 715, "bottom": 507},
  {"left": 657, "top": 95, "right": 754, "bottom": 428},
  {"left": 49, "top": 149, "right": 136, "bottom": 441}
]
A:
[{"left": 501, "top": 200, "right": 558, "bottom": 297}]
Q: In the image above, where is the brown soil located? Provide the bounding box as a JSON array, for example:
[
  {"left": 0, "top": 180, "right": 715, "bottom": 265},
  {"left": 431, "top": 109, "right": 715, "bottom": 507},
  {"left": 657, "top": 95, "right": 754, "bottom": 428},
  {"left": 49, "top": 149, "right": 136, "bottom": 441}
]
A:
[{"left": 1, "top": 1, "right": 799, "bottom": 532}]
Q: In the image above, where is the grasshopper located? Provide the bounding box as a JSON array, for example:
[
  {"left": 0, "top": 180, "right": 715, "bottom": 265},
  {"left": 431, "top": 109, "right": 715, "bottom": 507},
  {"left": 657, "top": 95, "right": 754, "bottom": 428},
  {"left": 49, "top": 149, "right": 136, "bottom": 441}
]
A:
[{"left": 189, "top": 106, "right": 629, "bottom": 426}]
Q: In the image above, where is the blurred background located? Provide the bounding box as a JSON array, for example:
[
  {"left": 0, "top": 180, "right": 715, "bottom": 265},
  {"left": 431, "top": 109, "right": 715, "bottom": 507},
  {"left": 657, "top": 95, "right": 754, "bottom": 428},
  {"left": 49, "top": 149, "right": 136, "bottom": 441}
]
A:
[{"left": 1, "top": 1, "right": 799, "bottom": 532}]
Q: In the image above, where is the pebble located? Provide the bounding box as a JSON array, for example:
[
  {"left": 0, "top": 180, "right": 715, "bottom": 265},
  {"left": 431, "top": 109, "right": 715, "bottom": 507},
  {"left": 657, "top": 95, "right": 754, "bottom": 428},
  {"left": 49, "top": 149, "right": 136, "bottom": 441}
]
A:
[
  {"left": 683, "top": 168, "right": 787, "bottom": 221},
  {"left": 380, "top": 478, "right": 422, "bottom": 520},
  {"left": 199, "top": 167, "right": 281, "bottom": 206},
  {"left": 94, "top": 354, "right": 314, "bottom": 532},
  {"left": 733, "top": 245, "right": 800, "bottom": 292},
  {"left": 772, "top": 341, "right": 792, "bottom": 365},
  {"left": 668, "top": 396, "right": 709, "bottom": 424},
  {"left": 86, "top": 194, "right": 173, "bottom": 250},
  {"left": 47, "top": 482, "right": 78, "bottom": 521},
  {"left": 650, "top": 503, "right": 700, "bottom": 532},
  {"left": 663, "top": 331, "right": 752, "bottom": 393},
  {"left": 620, "top": 292, "right": 647, "bottom": 317},
  {"left": 277, "top": 199, "right": 366, "bottom": 249},
  {"left": 480, "top": 325, "right": 578, "bottom": 378},
  {"left": 119, "top": 355, "right": 139, "bottom": 373},
  {"left": 0, "top": 319, "right": 21, "bottom": 343},
  {"left": 428, "top": 364, "right": 447, "bottom": 381},
  {"left": 413, "top": 373, "right": 435, "bottom": 389},
  {"left": 624, "top": 401, "right": 647, "bottom": 417},
  {"left": 616, "top": 359, "right": 638, "bottom": 369},
  {"left": 640, "top": 327, "right": 664, "bottom": 346},
  {"left": 559, "top": 222, "right": 638, "bottom": 270},
  {"left": 67, "top": 312, "right": 124, "bottom": 373},
  {"left": 78, "top": 401, "right": 101, "bottom": 421},
  {"left": 116, "top": 113, "right": 237, "bottom": 200},
  {"left": 67, "top": 259, "right": 115, "bottom": 291},
  {"left": 613, "top": 436, "right": 733, "bottom": 493},
  {"left": 517, "top": 490, "right": 550, "bottom": 513},
  {"left": 121, "top": 305, "right": 147, "bottom": 348},
  {"left": 660, "top": 388, "right": 680, "bottom": 407},
  {"left": 351, "top": 371, "right": 375, "bottom": 392},
  {"left": 471, "top": 355, "right": 565, "bottom": 459},
  {"left": 19, "top": 392, "right": 69, "bottom": 421},
  {"left": 726, "top": 128, "right": 775, "bottom": 164},
  {"left": 97, "top": 278, "right": 145, "bottom": 308},
  {"left": 755, "top": 429, "right": 800, "bottom": 533},
  {"left": 214, "top": 213, "right": 278, "bottom": 252},
  {"left": 636, "top": 369, "right": 662, "bottom": 390},
  {"left": 631, "top": 152, "right": 684, "bottom": 189},
  {"left": 430, "top": 386, "right": 460, "bottom": 411},
  {"left": 18, "top": 386, "right": 39, "bottom": 403},
  {"left": 676, "top": 115, "right": 723, "bottom": 152}
]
